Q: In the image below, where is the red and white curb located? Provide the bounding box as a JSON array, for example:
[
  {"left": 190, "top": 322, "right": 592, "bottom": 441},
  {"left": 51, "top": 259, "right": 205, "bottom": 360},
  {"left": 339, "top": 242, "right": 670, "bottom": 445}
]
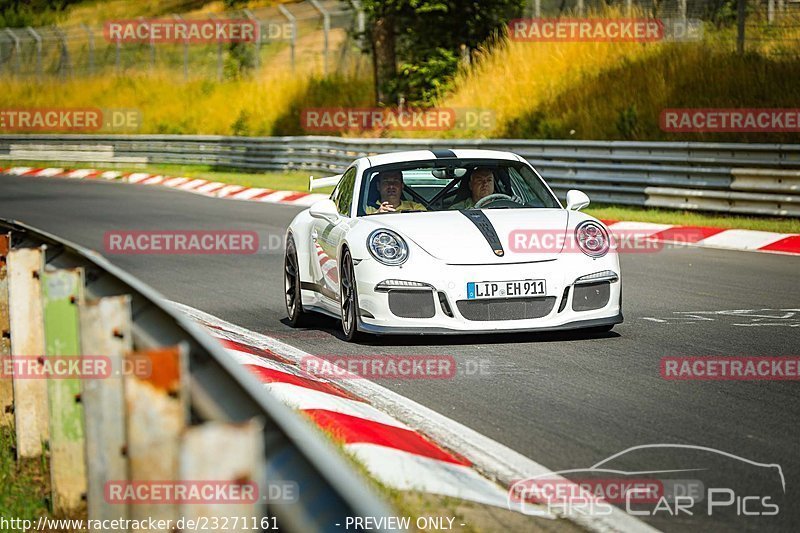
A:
[
  {"left": 598, "top": 220, "right": 800, "bottom": 256},
  {"left": 1, "top": 166, "right": 328, "bottom": 207},
  {"left": 5, "top": 165, "right": 796, "bottom": 257},
  {"left": 170, "top": 301, "right": 658, "bottom": 533}
]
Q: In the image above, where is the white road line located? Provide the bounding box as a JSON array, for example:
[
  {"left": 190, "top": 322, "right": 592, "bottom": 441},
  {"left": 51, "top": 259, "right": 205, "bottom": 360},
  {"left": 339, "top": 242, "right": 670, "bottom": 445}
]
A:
[{"left": 170, "top": 300, "right": 660, "bottom": 533}]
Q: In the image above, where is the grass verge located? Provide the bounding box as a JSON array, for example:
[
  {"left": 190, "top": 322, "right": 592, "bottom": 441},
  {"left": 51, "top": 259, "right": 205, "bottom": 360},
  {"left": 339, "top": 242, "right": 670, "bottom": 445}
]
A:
[
  {"left": 0, "top": 425, "right": 50, "bottom": 522},
  {"left": 0, "top": 160, "right": 328, "bottom": 193}
]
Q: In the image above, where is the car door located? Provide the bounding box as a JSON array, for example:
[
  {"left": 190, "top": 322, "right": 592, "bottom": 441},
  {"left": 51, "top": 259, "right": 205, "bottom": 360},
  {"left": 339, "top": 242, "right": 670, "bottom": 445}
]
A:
[{"left": 312, "top": 166, "right": 356, "bottom": 301}]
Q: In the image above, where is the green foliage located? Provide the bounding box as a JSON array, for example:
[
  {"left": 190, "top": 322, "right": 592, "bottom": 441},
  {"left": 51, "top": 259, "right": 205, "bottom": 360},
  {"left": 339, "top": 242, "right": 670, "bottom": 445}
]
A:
[
  {"left": 615, "top": 105, "right": 640, "bottom": 140},
  {"left": 224, "top": 42, "right": 256, "bottom": 80},
  {"left": 361, "top": 0, "right": 525, "bottom": 105},
  {"left": 0, "top": 0, "right": 81, "bottom": 26},
  {"left": 230, "top": 109, "right": 251, "bottom": 136},
  {"left": 394, "top": 48, "right": 459, "bottom": 104}
]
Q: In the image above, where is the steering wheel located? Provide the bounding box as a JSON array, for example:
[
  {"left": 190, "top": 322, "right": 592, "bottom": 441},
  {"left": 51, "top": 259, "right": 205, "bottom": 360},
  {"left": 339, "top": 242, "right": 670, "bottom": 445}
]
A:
[{"left": 474, "top": 193, "right": 514, "bottom": 208}]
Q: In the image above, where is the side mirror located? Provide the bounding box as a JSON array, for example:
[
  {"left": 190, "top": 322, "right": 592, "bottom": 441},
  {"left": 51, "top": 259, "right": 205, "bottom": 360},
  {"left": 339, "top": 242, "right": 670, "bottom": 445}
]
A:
[
  {"left": 566, "top": 189, "right": 590, "bottom": 211},
  {"left": 309, "top": 199, "right": 340, "bottom": 223}
]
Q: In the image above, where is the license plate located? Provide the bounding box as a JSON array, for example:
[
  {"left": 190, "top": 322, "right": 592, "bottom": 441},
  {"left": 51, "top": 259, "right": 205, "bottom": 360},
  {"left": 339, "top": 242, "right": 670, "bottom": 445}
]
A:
[{"left": 467, "top": 279, "right": 546, "bottom": 299}]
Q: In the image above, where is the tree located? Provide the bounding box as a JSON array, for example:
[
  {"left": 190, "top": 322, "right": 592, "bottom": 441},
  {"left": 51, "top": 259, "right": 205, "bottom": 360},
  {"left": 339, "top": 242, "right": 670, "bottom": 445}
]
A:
[{"left": 360, "top": 0, "right": 525, "bottom": 106}]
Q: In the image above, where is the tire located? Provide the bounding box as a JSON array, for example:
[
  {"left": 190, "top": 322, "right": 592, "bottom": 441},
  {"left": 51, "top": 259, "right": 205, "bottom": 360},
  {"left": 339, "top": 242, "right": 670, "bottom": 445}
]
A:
[
  {"left": 339, "top": 248, "right": 361, "bottom": 342},
  {"left": 284, "top": 236, "right": 307, "bottom": 327}
]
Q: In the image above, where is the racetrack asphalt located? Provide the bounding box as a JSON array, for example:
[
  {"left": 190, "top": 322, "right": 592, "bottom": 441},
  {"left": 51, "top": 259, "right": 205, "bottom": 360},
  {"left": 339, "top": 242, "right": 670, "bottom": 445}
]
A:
[{"left": 2, "top": 174, "right": 798, "bottom": 532}]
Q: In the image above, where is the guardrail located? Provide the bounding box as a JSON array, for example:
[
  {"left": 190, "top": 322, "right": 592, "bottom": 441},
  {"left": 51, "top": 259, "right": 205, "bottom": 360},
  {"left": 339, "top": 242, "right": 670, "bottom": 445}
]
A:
[
  {"left": 2, "top": 134, "right": 799, "bottom": 216},
  {"left": 0, "top": 218, "right": 394, "bottom": 532}
]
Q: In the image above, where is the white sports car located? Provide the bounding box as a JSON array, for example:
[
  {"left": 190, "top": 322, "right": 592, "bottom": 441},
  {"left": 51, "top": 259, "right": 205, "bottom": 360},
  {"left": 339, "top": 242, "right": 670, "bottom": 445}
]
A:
[{"left": 284, "top": 149, "right": 622, "bottom": 341}]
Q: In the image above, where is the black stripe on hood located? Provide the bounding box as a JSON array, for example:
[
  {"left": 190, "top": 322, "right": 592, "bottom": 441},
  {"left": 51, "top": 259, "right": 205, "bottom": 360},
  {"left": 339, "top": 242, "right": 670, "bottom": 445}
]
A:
[{"left": 460, "top": 210, "right": 505, "bottom": 257}]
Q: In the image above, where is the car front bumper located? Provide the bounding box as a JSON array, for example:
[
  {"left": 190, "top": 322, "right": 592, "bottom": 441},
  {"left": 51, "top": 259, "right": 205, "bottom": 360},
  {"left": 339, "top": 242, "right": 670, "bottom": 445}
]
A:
[{"left": 353, "top": 252, "right": 622, "bottom": 334}]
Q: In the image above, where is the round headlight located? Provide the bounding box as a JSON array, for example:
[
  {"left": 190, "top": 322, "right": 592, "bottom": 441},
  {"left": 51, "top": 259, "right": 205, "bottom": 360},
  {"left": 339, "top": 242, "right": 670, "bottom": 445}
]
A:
[
  {"left": 368, "top": 229, "right": 409, "bottom": 265},
  {"left": 575, "top": 221, "right": 609, "bottom": 258}
]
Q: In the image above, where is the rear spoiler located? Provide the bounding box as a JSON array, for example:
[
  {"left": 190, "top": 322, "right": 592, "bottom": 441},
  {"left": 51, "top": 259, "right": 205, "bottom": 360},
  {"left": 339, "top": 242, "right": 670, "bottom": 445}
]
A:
[{"left": 308, "top": 174, "right": 342, "bottom": 191}]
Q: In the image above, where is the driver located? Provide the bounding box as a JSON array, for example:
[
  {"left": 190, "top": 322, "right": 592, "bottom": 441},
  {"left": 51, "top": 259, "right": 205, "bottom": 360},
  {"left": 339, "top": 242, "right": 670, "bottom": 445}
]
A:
[
  {"left": 366, "top": 170, "right": 427, "bottom": 214},
  {"left": 449, "top": 167, "right": 495, "bottom": 209}
]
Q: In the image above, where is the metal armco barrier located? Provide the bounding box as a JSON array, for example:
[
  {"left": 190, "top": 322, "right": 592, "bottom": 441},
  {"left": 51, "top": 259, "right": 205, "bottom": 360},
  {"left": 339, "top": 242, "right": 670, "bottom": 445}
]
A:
[
  {"left": 2, "top": 134, "right": 800, "bottom": 216},
  {"left": 0, "top": 218, "right": 396, "bottom": 532}
]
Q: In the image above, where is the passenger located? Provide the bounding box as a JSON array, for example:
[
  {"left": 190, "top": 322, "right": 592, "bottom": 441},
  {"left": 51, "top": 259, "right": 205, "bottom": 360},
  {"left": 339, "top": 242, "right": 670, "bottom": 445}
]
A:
[{"left": 366, "top": 170, "right": 427, "bottom": 214}]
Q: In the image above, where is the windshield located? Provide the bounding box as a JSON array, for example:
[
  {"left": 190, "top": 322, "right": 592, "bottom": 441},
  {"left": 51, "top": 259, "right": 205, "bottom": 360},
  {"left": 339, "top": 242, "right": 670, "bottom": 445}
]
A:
[{"left": 356, "top": 159, "right": 560, "bottom": 216}]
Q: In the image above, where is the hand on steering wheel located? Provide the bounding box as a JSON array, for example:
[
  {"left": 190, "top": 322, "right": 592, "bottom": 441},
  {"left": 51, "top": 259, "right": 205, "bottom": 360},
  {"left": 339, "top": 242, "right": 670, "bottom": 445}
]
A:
[{"left": 474, "top": 193, "right": 513, "bottom": 208}]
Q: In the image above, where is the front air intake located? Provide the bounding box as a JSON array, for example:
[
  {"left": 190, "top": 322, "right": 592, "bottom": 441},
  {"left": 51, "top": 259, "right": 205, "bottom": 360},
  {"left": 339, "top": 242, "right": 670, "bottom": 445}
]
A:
[{"left": 388, "top": 290, "right": 436, "bottom": 318}]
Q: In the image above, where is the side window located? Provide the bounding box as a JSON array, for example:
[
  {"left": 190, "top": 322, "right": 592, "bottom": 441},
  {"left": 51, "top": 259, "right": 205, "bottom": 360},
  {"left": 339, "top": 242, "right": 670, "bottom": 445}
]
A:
[{"left": 335, "top": 167, "right": 357, "bottom": 216}]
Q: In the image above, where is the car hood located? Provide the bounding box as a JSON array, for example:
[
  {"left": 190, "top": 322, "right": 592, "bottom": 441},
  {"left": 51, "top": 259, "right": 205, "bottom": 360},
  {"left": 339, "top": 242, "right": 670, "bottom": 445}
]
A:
[{"left": 371, "top": 209, "right": 570, "bottom": 265}]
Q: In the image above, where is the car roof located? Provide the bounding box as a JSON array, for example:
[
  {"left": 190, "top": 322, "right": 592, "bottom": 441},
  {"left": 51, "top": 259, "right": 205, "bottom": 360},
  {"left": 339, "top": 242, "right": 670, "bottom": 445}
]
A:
[{"left": 364, "top": 149, "right": 523, "bottom": 167}]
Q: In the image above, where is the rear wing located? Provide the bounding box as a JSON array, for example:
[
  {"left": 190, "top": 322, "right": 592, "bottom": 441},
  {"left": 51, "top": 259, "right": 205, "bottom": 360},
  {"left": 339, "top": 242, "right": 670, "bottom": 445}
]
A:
[{"left": 308, "top": 174, "right": 342, "bottom": 191}]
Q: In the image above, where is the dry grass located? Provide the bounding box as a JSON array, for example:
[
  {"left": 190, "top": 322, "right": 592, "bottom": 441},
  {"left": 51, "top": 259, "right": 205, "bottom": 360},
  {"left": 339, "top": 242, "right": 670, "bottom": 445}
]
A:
[
  {"left": 434, "top": 11, "right": 800, "bottom": 141},
  {"left": 0, "top": 67, "right": 368, "bottom": 136}
]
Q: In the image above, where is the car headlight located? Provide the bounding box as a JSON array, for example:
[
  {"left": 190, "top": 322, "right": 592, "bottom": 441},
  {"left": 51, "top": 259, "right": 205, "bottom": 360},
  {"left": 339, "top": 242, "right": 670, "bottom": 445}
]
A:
[
  {"left": 575, "top": 221, "right": 610, "bottom": 258},
  {"left": 368, "top": 229, "right": 409, "bottom": 266}
]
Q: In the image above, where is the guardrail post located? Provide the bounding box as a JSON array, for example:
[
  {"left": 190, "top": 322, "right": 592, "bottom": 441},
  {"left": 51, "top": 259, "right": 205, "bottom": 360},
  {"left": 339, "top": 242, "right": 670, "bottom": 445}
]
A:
[
  {"left": 8, "top": 246, "right": 50, "bottom": 458},
  {"left": 126, "top": 345, "right": 188, "bottom": 523},
  {"left": 278, "top": 5, "right": 297, "bottom": 71},
  {"left": 54, "top": 26, "right": 73, "bottom": 79},
  {"left": 26, "top": 27, "right": 42, "bottom": 80},
  {"left": 350, "top": 0, "right": 366, "bottom": 46},
  {"left": 173, "top": 14, "right": 189, "bottom": 81},
  {"left": 80, "top": 295, "right": 133, "bottom": 531},
  {"left": 0, "top": 234, "right": 12, "bottom": 427},
  {"left": 309, "top": 0, "right": 330, "bottom": 74},
  {"left": 243, "top": 9, "right": 261, "bottom": 74},
  {"left": 82, "top": 24, "right": 94, "bottom": 75},
  {"left": 208, "top": 13, "right": 224, "bottom": 81},
  {"left": 180, "top": 419, "right": 265, "bottom": 523},
  {"left": 4, "top": 29, "right": 21, "bottom": 75},
  {"left": 43, "top": 268, "right": 87, "bottom": 515},
  {"left": 116, "top": 34, "right": 121, "bottom": 73},
  {"left": 7, "top": 247, "right": 49, "bottom": 459}
]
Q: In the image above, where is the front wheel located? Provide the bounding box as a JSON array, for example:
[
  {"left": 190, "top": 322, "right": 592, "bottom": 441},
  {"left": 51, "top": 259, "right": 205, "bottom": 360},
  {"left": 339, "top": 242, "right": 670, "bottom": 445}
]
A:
[
  {"left": 284, "top": 237, "right": 307, "bottom": 327},
  {"left": 339, "top": 249, "right": 360, "bottom": 342}
]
